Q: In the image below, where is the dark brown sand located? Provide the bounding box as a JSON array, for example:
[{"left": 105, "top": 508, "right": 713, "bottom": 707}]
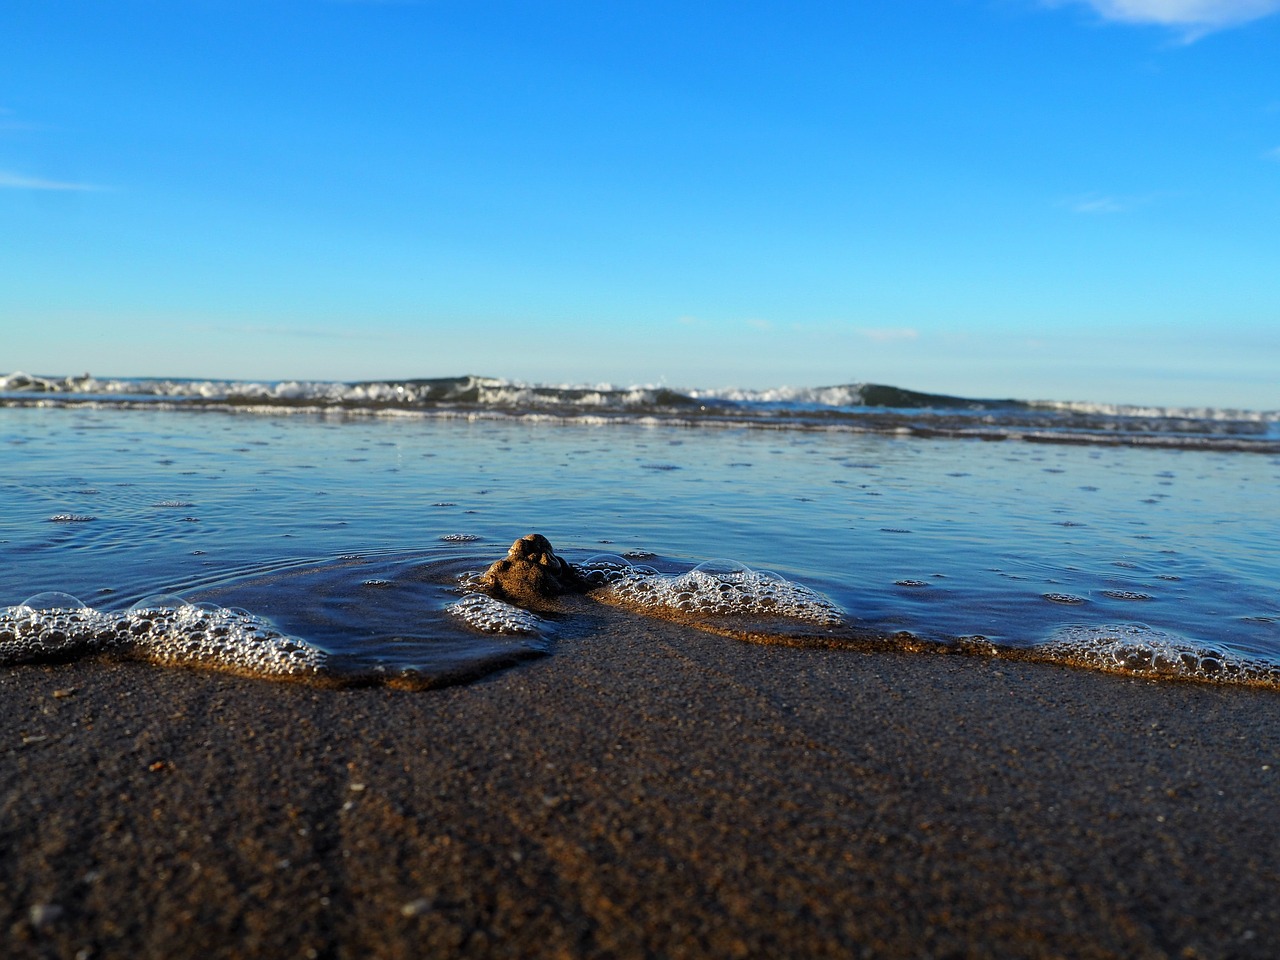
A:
[{"left": 3, "top": 605, "right": 1278, "bottom": 959}]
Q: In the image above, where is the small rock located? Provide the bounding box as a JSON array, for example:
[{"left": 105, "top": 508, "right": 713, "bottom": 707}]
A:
[
  {"left": 29, "top": 903, "right": 64, "bottom": 927},
  {"left": 479, "top": 534, "right": 588, "bottom": 608},
  {"left": 400, "top": 898, "right": 433, "bottom": 917}
]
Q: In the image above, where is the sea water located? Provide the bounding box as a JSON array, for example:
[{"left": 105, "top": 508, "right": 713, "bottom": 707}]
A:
[{"left": 2, "top": 374, "right": 1277, "bottom": 688}]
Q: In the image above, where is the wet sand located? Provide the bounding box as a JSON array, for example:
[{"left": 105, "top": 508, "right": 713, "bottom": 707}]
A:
[{"left": 3, "top": 605, "right": 1278, "bottom": 959}]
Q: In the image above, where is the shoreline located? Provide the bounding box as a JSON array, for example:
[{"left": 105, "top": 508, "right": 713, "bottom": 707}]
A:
[{"left": 3, "top": 608, "right": 1278, "bottom": 958}]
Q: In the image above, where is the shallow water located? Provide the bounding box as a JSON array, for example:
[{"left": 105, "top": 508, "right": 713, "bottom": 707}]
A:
[{"left": 2, "top": 400, "right": 1278, "bottom": 688}]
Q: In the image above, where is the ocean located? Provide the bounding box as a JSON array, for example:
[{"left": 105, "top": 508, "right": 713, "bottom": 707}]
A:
[{"left": 2, "top": 372, "right": 1277, "bottom": 689}]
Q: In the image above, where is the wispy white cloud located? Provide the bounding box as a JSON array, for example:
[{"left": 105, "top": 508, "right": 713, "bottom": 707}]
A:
[
  {"left": 859, "top": 328, "right": 919, "bottom": 344},
  {"left": 0, "top": 106, "right": 45, "bottom": 134},
  {"left": 1051, "top": 0, "right": 1280, "bottom": 34},
  {"left": 1064, "top": 192, "right": 1130, "bottom": 214},
  {"left": 0, "top": 169, "right": 102, "bottom": 191},
  {"left": 1266, "top": 146, "right": 1280, "bottom": 161}
]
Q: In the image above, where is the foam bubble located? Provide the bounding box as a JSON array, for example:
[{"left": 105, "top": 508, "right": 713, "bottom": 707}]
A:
[
  {"left": 446, "top": 593, "right": 548, "bottom": 636},
  {"left": 1040, "top": 624, "right": 1278, "bottom": 685},
  {"left": 22, "top": 592, "right": 89, "bottom": 611},
  {"left": 129, "top": 594, "right": 193, "bottom": 612},
  {"left": 595, "top": 558, "right": 844, "bottom": 625}
]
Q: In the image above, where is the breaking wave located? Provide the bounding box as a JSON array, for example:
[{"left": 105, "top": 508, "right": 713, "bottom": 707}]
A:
[{"left": 4, "top": 371, "right": 1275, "bottom": 452}]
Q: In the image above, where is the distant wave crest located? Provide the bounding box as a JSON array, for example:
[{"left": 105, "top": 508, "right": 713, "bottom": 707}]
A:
[{"left": 3, "top": 372, "right": 1276, "bottom": 451}]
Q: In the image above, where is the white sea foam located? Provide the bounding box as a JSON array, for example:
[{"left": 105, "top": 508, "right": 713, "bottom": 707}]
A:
[
  {"left": 1030, "top": 398, "right": 1277, "bottom": 423},
  {"left": 0, "top": 595, "right": 326, "bottom": 678},
  {"left": 687, "top": 384, "right": 870, "bottom": 407},
  {"left": 0, "top": 372, "right": 670, "bottom": 409},
  {"left": 446, "top": 593, "right": 548, "bottom": 636},
  {"left": 126, "top": 603, "right": 327, "bottom": 676},
  {"left": 1040, "top": 623, "right": 1278, "bottom": 684},
  {"left": 586, "top": 556, "right": 845, "bottom": 625}
]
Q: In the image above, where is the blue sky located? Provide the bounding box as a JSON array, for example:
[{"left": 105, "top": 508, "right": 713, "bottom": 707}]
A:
[{"left": 2, "top": 0, "right": 1278, "bottom": 408}]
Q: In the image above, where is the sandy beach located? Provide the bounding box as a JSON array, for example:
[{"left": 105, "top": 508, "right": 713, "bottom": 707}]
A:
[{"left": 3, "top": 603, "right": 1278, "bottom": 959}]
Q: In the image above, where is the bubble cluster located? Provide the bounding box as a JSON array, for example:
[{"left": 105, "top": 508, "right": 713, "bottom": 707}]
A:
[
  {"left": 1, "top": 594, "right": 326, "bottom": 679},
  {"left": 446, "top": 593, "right": 548, "bottom": 636},
  {"left": 1040, "top": 624, "right": 1278, "bottom": 685},
  {"left": 586, "top": 556, "right": 844, "bottom": 625},
  {"left": 573, "top": 554, "right": 654, "bottom": 587},
  {"left": 0, "top": 601, "right": 121, "bottom": 663},
  {"left": 127, "top": 603, "right": 326, "bottom": 676}
]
